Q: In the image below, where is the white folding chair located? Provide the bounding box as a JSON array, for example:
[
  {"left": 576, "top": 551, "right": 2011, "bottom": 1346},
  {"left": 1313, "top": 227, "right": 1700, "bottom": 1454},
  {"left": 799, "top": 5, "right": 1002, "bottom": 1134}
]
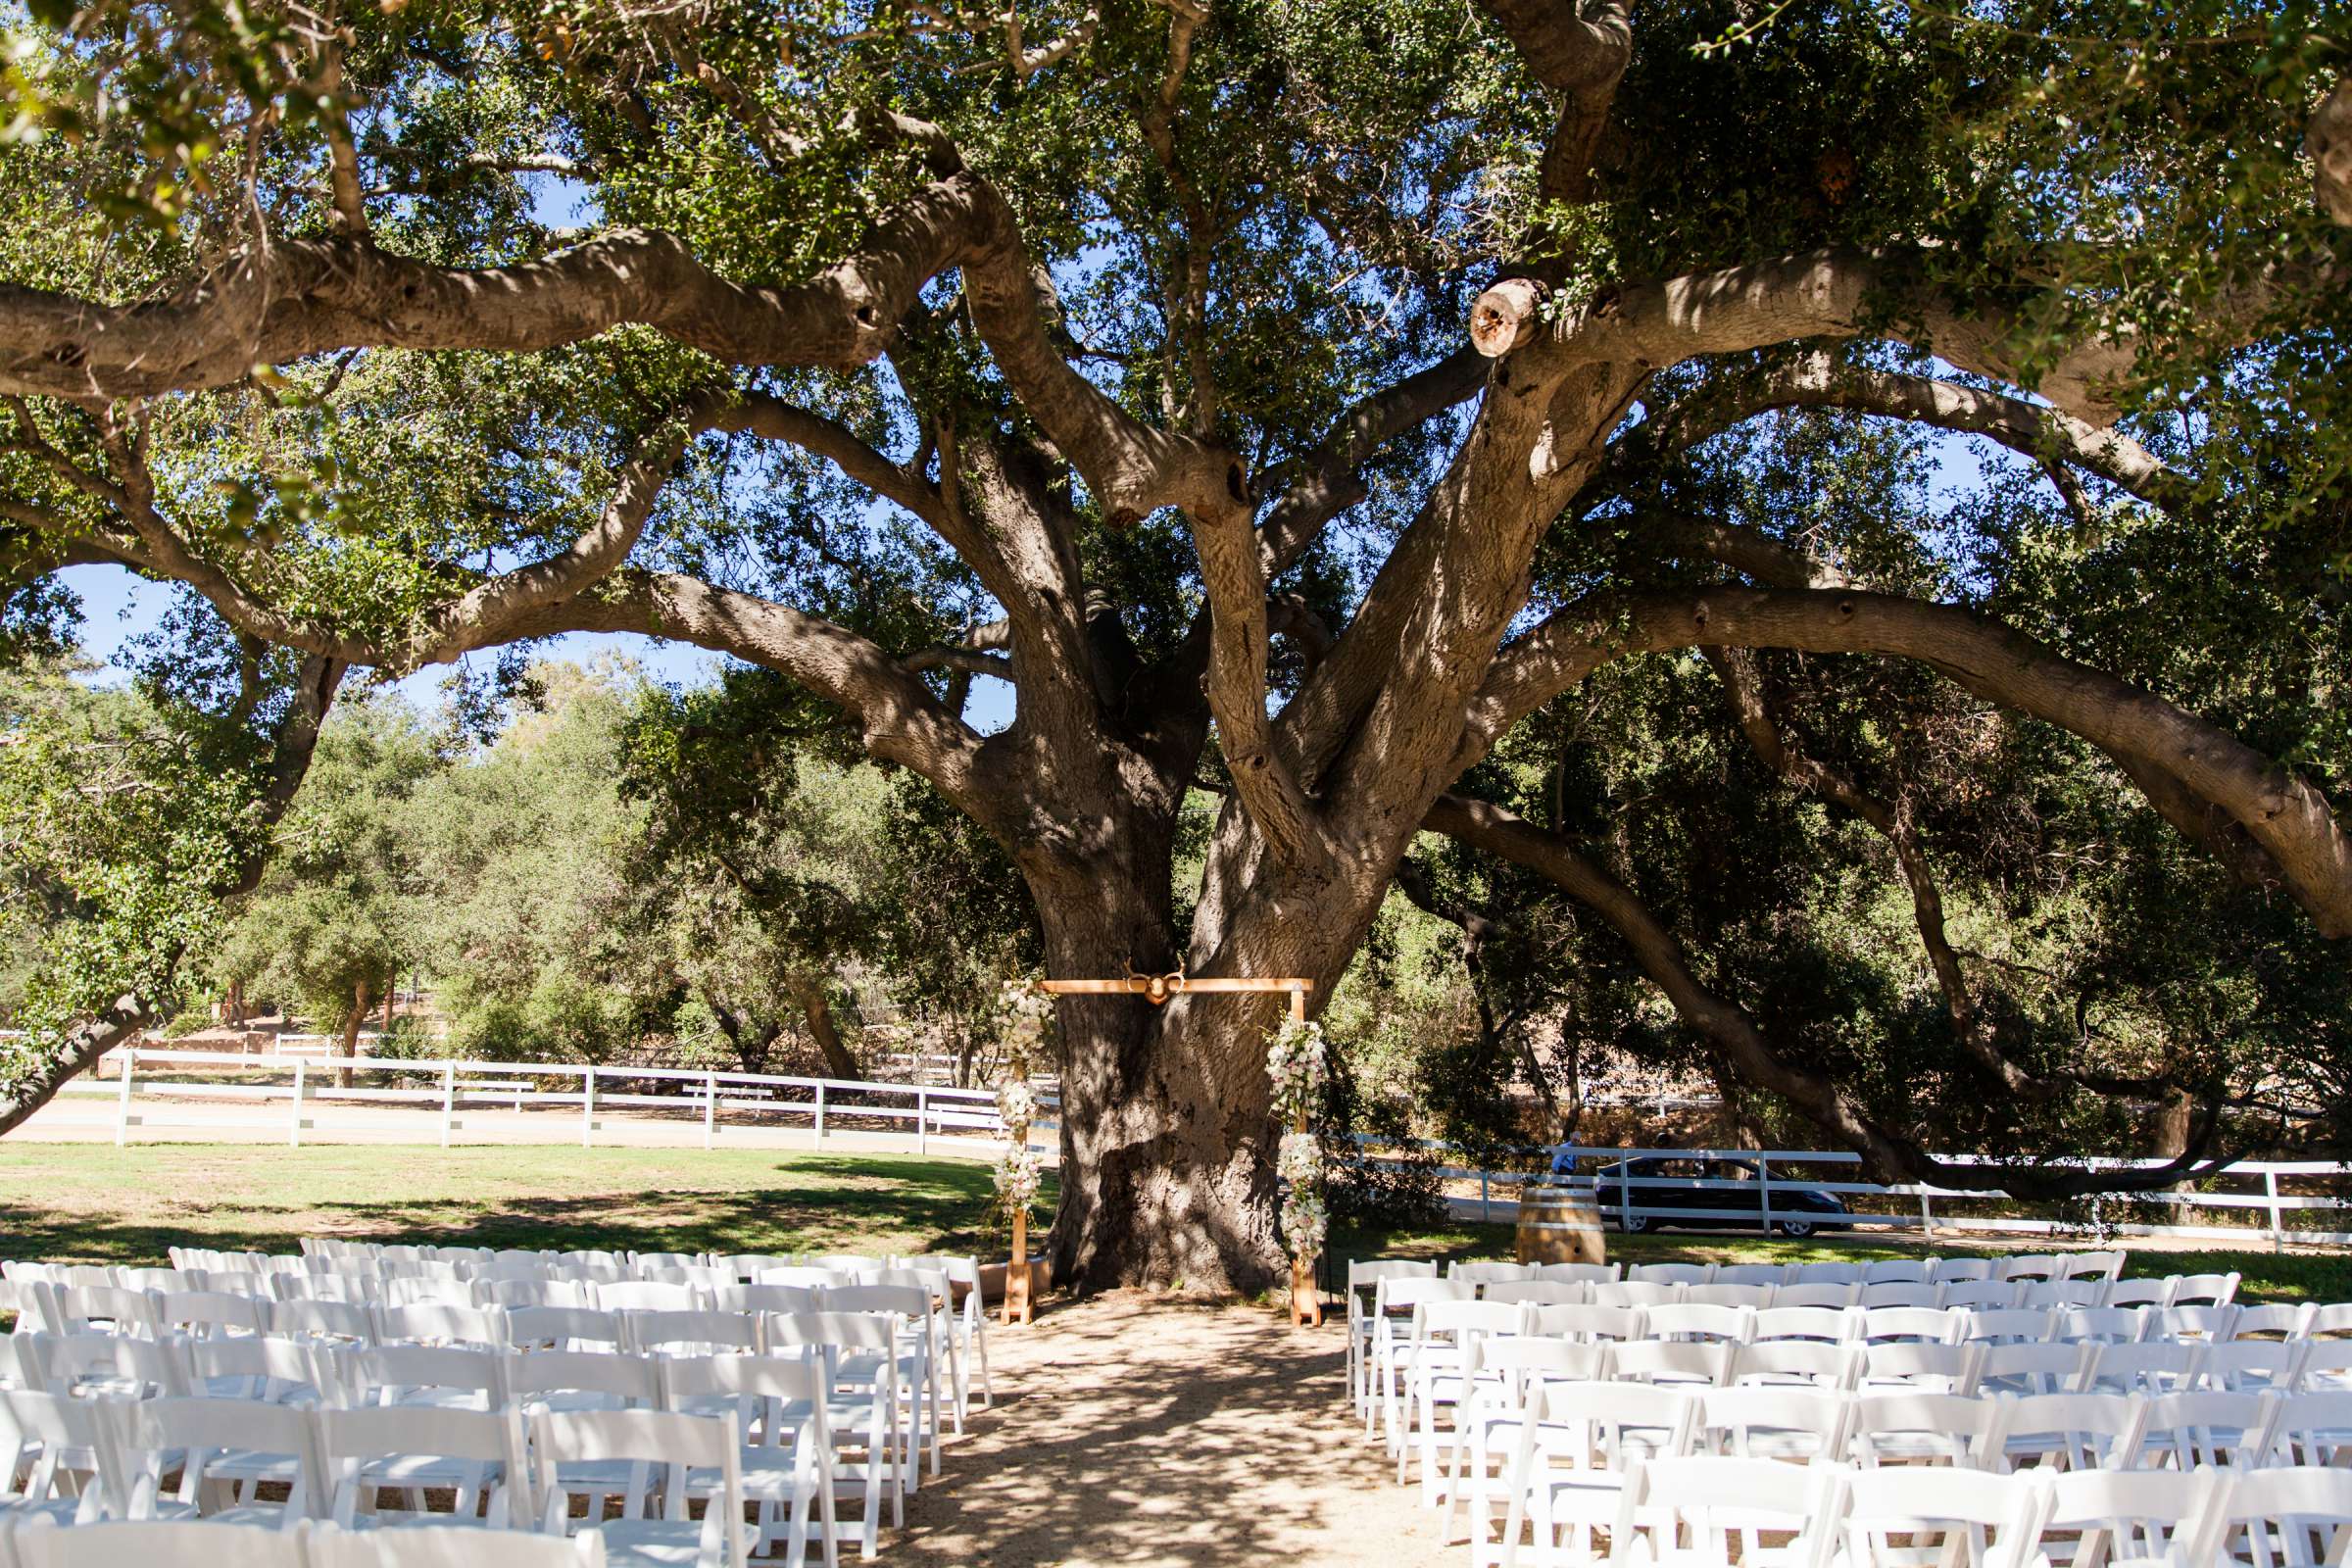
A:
[
  {"left": 1446, "top": 1339, "right": 1612, "bottom": 1555},
  {"left": 2130, "top": 1391, "right": 2280, "bottom": 1472},
  {"left": 2040, "top": 1463, "right": 2223, "bottom": 1568},
  {"left": 373, "top": 1304, "right": 505, "bottom": 1349},
  {"left": 2063, "top": 1250, "right": 2128, "bottom": 1284},
  {"left": 893, "top": 1254, "right": 992, "bottom": 1416},
  {"left": 2205, "top": 1340, "right": 2310, "bottom": 1395},
  {"left": 1863, "top": 1260, "right": 1936, "bottom": 1287},
  {"left": 1400, "top": 1298, "right": 1523, "bottom": 1502},
  {"left": 2235, "top": 1304, "right": 2320, "bottom": 1342},
  {"left": 1860, "top": 1283, "right": 1944, "bottom": 1309},
  {"left": 344, "top": 1345, "right": 506, "bottom": 1412},
  {"left": 2054, "top": 1307, "right": 2147, "bottom": 1346},
  {"left": 2272, "top": 1392, "right": 2352, "bottom": 1468},
  {"left": 1774, "top": 1283, "right": 1863, "bottom": 1309},
  {"left": 507, "top": 1307, "right": 626, "bottom": 1353},
  {"left": 112, "top": 1394, "right": 324, "bottom": 1526},
  {"left": 1605, "top": 1453, "right": 1843, "bottom": 1567},
  {"left": 1369, "top": 1278, "right": 1474, "bottom": 1441},
  {"left": 299, "top": 1516, "right": 610, "bottom": 1567},
  {"left": 1522, "top": 1304, "right": 1647, "bottom": 1344},
  {"left": 1486, "top": 1282, "right": 1590, "bottom": 1308},
  {"left": 1496, "top": 1382, "right": 1695, "bottom": 1568},
  {"left": 152, "top": 1291, "right": 264, "bottom": 1340},
  {"left": 1729, "top": 1341, "right": 1858, "bottom": 1391},
  {"left": 269, "top": 1299, "right": 377, "bottom": 1347},
  {"left": 1750, "top": 1306, "right": 1855, "bottom": 1345},
  {"left": 316, "top": 1403, "right": 526, "bottom": 1528},
  {"left": 1942, "top": 1280, "right": 2025, "bottom": 1312},
  {"left": 1978, "top": 1342, "right": 2094, "bottom": 1397},
  {"left": 1854, "top": 1341, "right": 1983, "bottom": 1395},
  {"left": 1680, "top": 1284, "right": 1772, "bottom": 1310},
  {"left": 1454, "top": 1261, "right": 1541, "bottom": 1288},
  {"left": 1628, "top": 1264, "right": 1712, "bottom": 1288},
  {"left": 1855, "top": 1306, "right": 1960, "bottom": 1346},
  {"left": 2181, "top": 1465, "right": 2352, "bottom": 1568},
  {"left": 476, "top": 1279, "right": 597, "bottom": 1311},
  {"left": 180, "top": 1334, "right": 336, "bottom": 1406},
  {"left": 660, "top": 1352, "right": 842, "bottom": 1568},
  {"left": 1788, "top": 1262, "right": 1867, "bottom": 1288},
  {"left": 1838, "top": 1464, "right": 2052, "bottom": 1568},
  {"left": 2169, "top": 1273, "right": 2241, "bottom": 1308},
  {"left": 2082, "top": 1340, "right": 2204, "bottom": 1397},
  {"left": 1535, "top": 1262, "right": 1621, "bottom": 1285},
  {"left": 1691, "top": 1385, "right": 1850, "bottom": 1461},
  {"left": 1988, "top": 1392, "right": 2147, "bottom": 1474},
  {"left": 818, "top": 1286, "right": 941, "bottom": 1483},
  {"left": 1592, "top": 1282, "right": 1680, "bottom": 1310},
  {"left": 1850, "top": 1390, "right": 2003, "bottom": 1467},
  {"left": 1642, "top": 1303, "right": 1752, "bottom": 1345},
  {"left": 595, "top": 1283, "right": 702, "bottom": 1314},
  {"left": 1959, "top": 1308, "right": 2057, "bottom": 1347},
  {"left": 622, "top": 1310, "right": 759, "bottom": 1359},
  {"left": 32, "top": 1334, "right": 185, "bottom": 1400},
  {"left": 1609, "top": 1340, "right": 1732, "bottom": 1390},
  {"left": 530, "top": 1408, "right": 753, "bottom": 1568},
  {"left": 2103, "top": 1276, "right": 2174, "bottom": 1309},
  {"left": 765, "top": 1312, "right": 904, "bottom": 1559},
  {"left": 0, "top": 1390, "right": 123, "bottom": 1526}
]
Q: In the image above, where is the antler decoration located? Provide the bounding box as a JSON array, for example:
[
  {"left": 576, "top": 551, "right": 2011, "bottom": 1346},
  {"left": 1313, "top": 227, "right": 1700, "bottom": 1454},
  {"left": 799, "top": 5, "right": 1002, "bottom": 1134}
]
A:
[{"left": 1123, "top": 958, "right": 1190, "bottom": 1004}]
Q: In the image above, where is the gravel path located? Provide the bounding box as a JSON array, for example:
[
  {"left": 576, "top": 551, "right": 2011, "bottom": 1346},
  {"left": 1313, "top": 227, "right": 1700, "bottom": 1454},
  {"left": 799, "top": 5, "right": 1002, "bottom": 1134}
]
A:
[{"left": 895, "top": 1290, "right": 1454, "bottom": 1567}]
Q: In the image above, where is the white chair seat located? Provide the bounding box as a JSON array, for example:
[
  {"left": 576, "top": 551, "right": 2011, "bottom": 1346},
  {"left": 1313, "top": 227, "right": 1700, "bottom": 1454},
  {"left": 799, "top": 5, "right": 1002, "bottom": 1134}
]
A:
[
  {"left": 352, "top": 1453, "right": 499, "bottom": 1491},
  {"left": 588, "top": 1518, "right": 761, "bottom": 1568}
]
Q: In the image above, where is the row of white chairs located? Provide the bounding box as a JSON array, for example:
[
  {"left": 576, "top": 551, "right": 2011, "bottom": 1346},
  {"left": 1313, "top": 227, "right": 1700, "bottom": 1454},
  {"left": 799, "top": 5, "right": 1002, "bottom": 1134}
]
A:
[
  {"left": 1387, "top": 1276, "right": 2260, "bottom": 1315},
  {"left": 3, "top": 1517, "right": 609, "bottom": 1568},
  {"left": 1487, "top": 1446, "right": 2352, "bottom": 1568},
  {"left": 1441, "top": 1251, "right": 2142, "bottom": 1288},
  {"left": 3, "top": 1386, "right": 835, "bottom": 1568},
  {"left": 3, "top": 1274, "right": 987, "bottom": 1442}
]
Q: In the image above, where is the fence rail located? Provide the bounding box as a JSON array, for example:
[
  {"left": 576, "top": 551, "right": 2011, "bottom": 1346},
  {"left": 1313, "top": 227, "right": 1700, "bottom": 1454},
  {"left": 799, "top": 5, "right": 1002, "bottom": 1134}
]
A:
[
  {"left": 1361, "top": 1141, "right": 2352, "bottom": 1251},
  {"left": 53, "top": 1046, "right": 1054, "bottom": 1155}
]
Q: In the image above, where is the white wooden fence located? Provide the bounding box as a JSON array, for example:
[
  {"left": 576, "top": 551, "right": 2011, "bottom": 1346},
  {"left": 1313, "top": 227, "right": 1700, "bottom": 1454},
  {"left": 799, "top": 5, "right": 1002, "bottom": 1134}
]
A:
[
  {"left": 1365, "top": 1141, "right": 2352, "bottom": 1250},
  {"left": 50, "top": 1046, "right": 1052, "bottom": 1155}
]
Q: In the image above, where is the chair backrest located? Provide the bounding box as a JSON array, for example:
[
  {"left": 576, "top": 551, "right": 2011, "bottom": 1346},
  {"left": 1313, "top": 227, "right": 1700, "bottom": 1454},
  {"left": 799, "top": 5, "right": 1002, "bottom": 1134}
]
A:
[
  {"left": 1679, "top": 1284, "right": 1772, "bottom": 1310},
  {"left": 374, "top": 1303, "right": 504, "bottom": 1348},
  {"left": 2, "top": 1388, "right": 122, "bottom": 1522},
  {"left": 1606, "top": 1454, "right": 1842, "bottom": 1565},
  {"left": 1839, "top": 1464, "right": 2052, "bottom": 1567},
  {"left": 595, "top": 1281, "right": 701, "bottom": 1314},
  {"left": 1749, "top": 1305, "right": 1854, "bottom": 1345},
  {"left": 2055, "top": 1306, "right": 2148, "bottom": 1346},
  {"left": 2102, "top": 1276, "right": 2174, "bottom": 1309},
  {"left": 1642, "top": 1302, "right": 1752, "bottom": 1344},
  {"left": 2169, "top": 1271, "right": 2240, "bottom": 1307},
  {"left": 656, "top": 1350, "right": 829, "bottom": 1434},
  {"left": 530, "top": 1407, "right": 744, "bottom": 1566},
  {"left": 624, "top": 1309, "right": 760, "bottom": 1357},
  {"left": 750, "top": 1267, "right": 851, "bottom": 1291},
  {"left": 1471, "top": 1334, "right": 1612, "bottom": 1396},
  {"left": 181, "top": 1334, "right": 335, "bottom": 1405},
  {"left": 1372, "top": 1277, "right": 1473, "bottom": 1317},
  {"left": 153, "top": 1290, "right": 265, "bottom": 1339},
  {"left": 1787, "top": 1262, "right": 1867, "bottom": 1287},
  {"left": 1977, "top": 1342, "right": 2093, "bottom": 1397},
  {"left": 346, "top": 1345, "right": 505, "bottom": 1410},
  {"left": 382, "top": 1276, "right": 477, "bottom": 1310},
  {"left": 505, "top": 1306, "right": 625, "bottom": 1352},
  {"left": 1482, "top": 1280, "right": 1587, "bottom": 1307},
  {"left": 1533, "top": 1262, "right": 1620, "bottom": 1284},
  {"left": 2131, "top": 1390, "right": 2280, "bottom": 1470},
  {"left": 314, "top": 1404, "right": 529, "bottom": 1527},
  {"left": 1929, "top": 1257, "right": 1996, "bottom": 1283},
  {"left": 1862, "top": 1260, "right": 1935, "bottom": 1286},
  {"left": 34, "top": 1332, "right": 186, "bottom": 1398},
  {"left": 1849, "top": 1390, "right": 2003, "bottom": 1467},
  {"left": 1771, "top": 1282, "right": 1860, "bottom": 1310},
  {"left": 269, "top": 1298, "right": 376, "bottom": 1345},
  {"left": 713, "top": 1254, "right": 790, "bottom": 1284},
  {"left": 2233, "top": 1302, "right": 2318, "bottom": 1342},
  {"left": 2081, "top": 1340, "right": 2205, "bottom": 1397},
  {"left": 2062, "top": 1250, "right": 2128, "bottom": 1283},
  {"left": 1957, "top": 1307, "right": 2055, "bottom": 1347},
  {"left": 504, "top": 1349, "right": 661, "bottom": 1410},
  {"left": 1354, "top": 1259, "right": 1439, "bottom": 1298},
  {"left": 1412, "top": 1299, "right": 1523, "bottom": 1352},
  {"left": 13, "top": 1521, "right": 310, "bottom": 1568},
  {"left": 117, "top": 1395, "right": 325, "bottom": 1521},
  {"left": 1856, "top": 1306, "right": 1959, "bottom": 1345},
  {"left": 1727, "top": 1340, "right": 1855, "bottom": 1391},
  {"left": 477, "top": 1279, "right": 596, "bottom": 1310},
  {"left": 1856, "top": 1341, "right": 1984, "bottom": 1396},
  {"left": 2273, "top": 1391, "right": 2352, "bottom": 1466},
  {"left": 1691, "top": 1386, "right": 1850, "bottom": 1460},
  {"left": 819, "top": 1285, "right": 932, "bottom": 1323},
  {"left": 1712, "top": 1263, "right": 1788, "bottom": 1288},
  {"left": 1523, "top": 1303, "right": 1646, "bottom": 1342},
  {"left": 2151, "top": 1303, "right": 2241, "bottom": 1344},
  {"left": 2203, "top": 1338, "right": 2309, "bottom": 1394},
  {"left": 1939, "top": 1279, "right": 2023, "bottom": 1311},
  {"left": 1532, "top": 1379, "right": 1697, "bottom": 1464},
  {"left": 1447, "top": 1260, "right": 1536, "bottom": 1285},
  {"left": 1858, "top": 1282, "right": 1943, "bottom": 1309},
  {"left": 2039, "top": 1464, "right": 2220, "bottom": 1568},
  {"left": 1989, "top": 1392, "right": 2147, "bottom": 1471},
  {"left": 2310, "top": 1303, "right": 2352, "bottom": 1339},
  {"left": 1609, "top": 1339, "right": 1732, "bottom": 1389},
  {"left": 1996, "top": 1253, "right": 2067, "bottom": 1283},
  {"left": 1591, "top": 1282, "right": 1678, "bottom": 1309},
  {"left": 2018, "top": 1279, "right": 2108, "bottom": 1310},
  {"left": 711, "top": 1285, "right": 821, "bottom": 1318},
  {"left": 1628, "top": 1263, "right": 1711, "bottom": 1287},
  {"left": 54, "top": 1285, "right": 160, "bottom": 1339}
]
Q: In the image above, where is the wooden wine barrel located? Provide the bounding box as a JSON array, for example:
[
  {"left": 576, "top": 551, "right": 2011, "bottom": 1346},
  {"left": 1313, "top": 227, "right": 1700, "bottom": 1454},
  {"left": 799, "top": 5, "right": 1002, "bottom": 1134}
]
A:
[{"left": 1515, "top": 1181, "right": 1607, "bottom": 1266}]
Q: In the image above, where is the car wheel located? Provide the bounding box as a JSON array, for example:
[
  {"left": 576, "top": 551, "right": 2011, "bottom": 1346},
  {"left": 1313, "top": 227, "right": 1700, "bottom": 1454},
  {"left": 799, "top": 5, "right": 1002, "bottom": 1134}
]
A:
[
  {"left": 1774, "top": 1218, "right": 1815, "bottom": 1239},
  {"left": 1623, "top": 1212, "right": 1650, "bottom": 1235}
]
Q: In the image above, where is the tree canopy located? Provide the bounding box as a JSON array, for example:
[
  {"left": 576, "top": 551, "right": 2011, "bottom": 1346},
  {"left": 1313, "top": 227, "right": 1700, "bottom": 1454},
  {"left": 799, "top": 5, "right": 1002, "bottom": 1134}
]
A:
[{"left": 0, "top": 0, "right": 2347, "bottom": 1290}]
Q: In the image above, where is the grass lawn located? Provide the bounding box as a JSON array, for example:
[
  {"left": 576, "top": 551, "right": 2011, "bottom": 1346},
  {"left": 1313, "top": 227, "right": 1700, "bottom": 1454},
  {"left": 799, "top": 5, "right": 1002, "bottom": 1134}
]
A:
[{"left": 2, "top": 1144, "right": 2341, "bottom": 1307}]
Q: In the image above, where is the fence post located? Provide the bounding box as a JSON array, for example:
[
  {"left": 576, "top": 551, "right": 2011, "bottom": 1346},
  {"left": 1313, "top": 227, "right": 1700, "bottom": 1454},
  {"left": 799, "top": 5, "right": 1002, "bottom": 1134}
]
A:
[
  {"left": 814, "top": 1083, "right": 826, "bottom": 1148},
  {"left": 440, "top": 1060, "right": 456, "bottom": 1149},
  {"left": 115, "top": 1045, "right": 134, "bottom": 1146},
  {"left": 1620, "top": 1151, "right": 1633, "bottom": 1233},
  {"left": 703, "top": 1073, "right": 717, "bottom": 1150},
  {"left": 917, "top": 1088, "right": 929, "bottom": 1155},
  {"left": 1758, "top": 1154, "right": 1774, "bottom": 1233},
  {"left": 2267, "top": 1167, "right": 2284, "bottom": 1253},
  {"left": 581, "top": 1066, "right": 596, "bottom": 1149},
  {"left": 1480, "top": 1169, "right": 1492, "bottom": 1225},
  {"left": 1919, "top": 1184, "right": 1935, "bottom": 1241},
  {"left": 289, "top": 1056, "right": 306, "bottom": 1148}
]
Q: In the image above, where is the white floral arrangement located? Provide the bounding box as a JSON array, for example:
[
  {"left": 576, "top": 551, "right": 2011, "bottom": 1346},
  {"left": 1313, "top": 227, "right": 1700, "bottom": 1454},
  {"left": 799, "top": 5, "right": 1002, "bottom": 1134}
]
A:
[
  {"left": 1265, "top": 1017, "right": 1328, "bottom": 1125},
  {"left": 994, "top": 978, "right": 1050, "bottom": 1222},
  {"left": 1266, "top": 1017, "right": 1330, "bottom": 1265}
]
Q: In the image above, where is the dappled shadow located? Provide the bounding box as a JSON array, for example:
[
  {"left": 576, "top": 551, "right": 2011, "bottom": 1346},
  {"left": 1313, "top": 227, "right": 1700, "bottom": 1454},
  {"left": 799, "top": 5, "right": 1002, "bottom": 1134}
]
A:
[
  {"left": 892, "top": 1291, "right": 1451, "bottom": 1568},
  {"left": 0, "top": 1152, "right": 1049, "bottom": 1266}
]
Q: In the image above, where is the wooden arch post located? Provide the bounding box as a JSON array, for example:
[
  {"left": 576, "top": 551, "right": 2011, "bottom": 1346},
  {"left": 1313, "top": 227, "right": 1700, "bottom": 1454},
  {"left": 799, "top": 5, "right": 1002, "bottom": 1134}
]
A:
[{"left": 1027, "top": 973, "right": 1322, "bottom": 1327}]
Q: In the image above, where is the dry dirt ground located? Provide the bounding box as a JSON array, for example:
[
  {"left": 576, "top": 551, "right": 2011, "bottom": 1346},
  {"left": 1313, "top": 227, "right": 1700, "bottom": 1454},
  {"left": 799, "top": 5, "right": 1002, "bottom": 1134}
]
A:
[{"left": 895, "top": 1290, "right": 1454, "bottom": 1568}]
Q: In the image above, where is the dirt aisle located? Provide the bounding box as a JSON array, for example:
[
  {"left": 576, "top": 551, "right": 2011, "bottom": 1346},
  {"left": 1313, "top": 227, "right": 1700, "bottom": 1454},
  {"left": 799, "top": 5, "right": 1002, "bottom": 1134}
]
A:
[{"left": 896, "top": 1290, "right": 1455, "bottom": 1567}]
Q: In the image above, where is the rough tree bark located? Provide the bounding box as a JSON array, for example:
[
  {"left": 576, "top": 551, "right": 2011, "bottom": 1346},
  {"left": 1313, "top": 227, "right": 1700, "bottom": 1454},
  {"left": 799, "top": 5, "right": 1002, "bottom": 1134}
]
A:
[{"left": 785, "top": 976, "right": 861, "bottom": 1081}]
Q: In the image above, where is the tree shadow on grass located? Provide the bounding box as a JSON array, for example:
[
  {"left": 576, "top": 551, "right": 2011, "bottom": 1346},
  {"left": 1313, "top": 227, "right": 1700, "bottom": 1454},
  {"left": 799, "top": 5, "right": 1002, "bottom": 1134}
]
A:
[{"left": 0, "top": 1155, "right": 1059, "bottom": 1267}]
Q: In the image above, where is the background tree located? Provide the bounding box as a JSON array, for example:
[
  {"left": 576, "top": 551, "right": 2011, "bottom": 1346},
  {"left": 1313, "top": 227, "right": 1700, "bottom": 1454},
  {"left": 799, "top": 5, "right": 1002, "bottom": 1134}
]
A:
[{"left": 0, "top": 0, "right": 2347, "bottom": 1293}]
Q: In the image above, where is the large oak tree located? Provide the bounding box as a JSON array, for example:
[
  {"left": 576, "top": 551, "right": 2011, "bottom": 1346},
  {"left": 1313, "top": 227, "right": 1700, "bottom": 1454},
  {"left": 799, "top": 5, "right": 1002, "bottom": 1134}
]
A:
[{"left": 1, "top": 0, "right": 2347, "bottom": 1290}]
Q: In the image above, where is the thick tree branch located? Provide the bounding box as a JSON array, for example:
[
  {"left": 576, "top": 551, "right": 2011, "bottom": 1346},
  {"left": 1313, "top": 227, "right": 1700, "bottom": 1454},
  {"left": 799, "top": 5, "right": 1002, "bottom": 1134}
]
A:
[
  {"left": 1470, "top": 586, "right": 2352, "bottom": 939},
  {"left": 2313, "top": 76, "right": 2352, "bottom": 225},
  {"left": 1422, "top": 792, "right": 2235, "bottom": 1198},
  {"left": 1472, "top": 0, "right": 1633, "bottom": 203}
]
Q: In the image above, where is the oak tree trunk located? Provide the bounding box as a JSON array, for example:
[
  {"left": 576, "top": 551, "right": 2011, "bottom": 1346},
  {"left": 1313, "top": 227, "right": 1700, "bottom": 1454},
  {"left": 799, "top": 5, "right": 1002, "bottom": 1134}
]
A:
[
  {"left": 788, "top": 976, "right": 859, "bottom": 1080},
  {"left": 338, "top": 976, "right": 373, "bottom": 1091}
]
